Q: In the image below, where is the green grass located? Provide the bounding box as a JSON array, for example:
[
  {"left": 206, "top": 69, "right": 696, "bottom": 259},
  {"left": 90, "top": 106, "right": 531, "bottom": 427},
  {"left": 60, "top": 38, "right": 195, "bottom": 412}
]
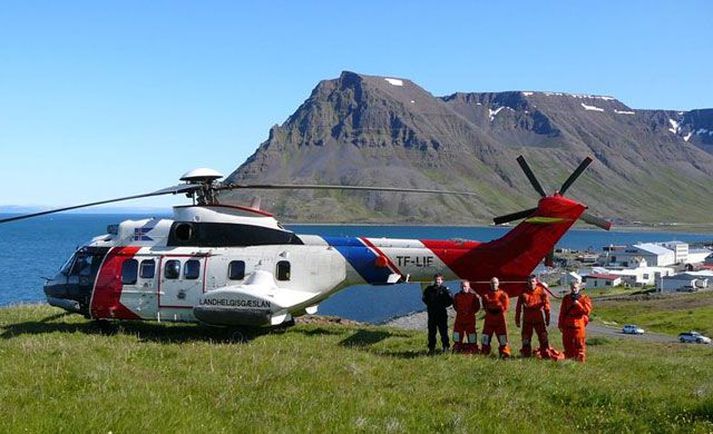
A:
[
  {"left": 1, "top": 304, "right": 713, "bottom": 433},
  {"left": 582, "top": 285, "right": 641, "bottom": 298},
  {"left": 593, "top": 291, "right": 713, "bottom": 336}
]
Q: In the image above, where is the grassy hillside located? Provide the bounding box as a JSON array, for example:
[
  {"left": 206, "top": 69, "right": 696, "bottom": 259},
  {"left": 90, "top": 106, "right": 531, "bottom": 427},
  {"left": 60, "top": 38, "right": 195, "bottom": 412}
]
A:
[
  {"left": 593, "top": 291, "right": 713, "bottom": 336},
  {"left": 1, "top": 305, "right": 712, "bottom": 433}
]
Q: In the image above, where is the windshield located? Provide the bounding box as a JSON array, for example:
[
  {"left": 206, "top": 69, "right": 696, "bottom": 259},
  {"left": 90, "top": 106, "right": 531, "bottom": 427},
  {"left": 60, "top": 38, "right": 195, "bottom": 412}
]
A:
[
  {"left": 60, "top": 246, "right": 109, "bottom": 277},
  {"left": 59, "top": 252, "right": 78, "bottom": 275}
]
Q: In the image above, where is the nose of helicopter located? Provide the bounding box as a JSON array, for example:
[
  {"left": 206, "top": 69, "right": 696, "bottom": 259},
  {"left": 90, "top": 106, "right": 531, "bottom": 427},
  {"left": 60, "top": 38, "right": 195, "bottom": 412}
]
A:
[{"left": 43, "top": 275, "right": 83, "bottom": 313}]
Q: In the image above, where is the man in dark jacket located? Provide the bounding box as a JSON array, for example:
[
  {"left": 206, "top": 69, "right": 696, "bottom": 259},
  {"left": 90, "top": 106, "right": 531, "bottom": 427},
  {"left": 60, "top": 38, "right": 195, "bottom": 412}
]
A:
[{"left": 422, "top": 273, "right": 453, "bottom": 354}]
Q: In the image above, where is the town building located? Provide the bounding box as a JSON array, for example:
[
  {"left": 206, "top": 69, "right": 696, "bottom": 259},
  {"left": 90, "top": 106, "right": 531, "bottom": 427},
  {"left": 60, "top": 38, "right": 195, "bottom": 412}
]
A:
[
  {"left": 657, "top": 270, "right": 713, "bottom": 293},
  {"left": 598, "top": 266, "right": 675, "bottom": 287},
  {"left": 582, "top": 273, "right": 622, "bottom": 288},
  {"left": 599, "top": 243, "right": 676, "bottom": 267},
  {"left": 658, "top": 241, "right": 688, "bottom": 264},
  {"left": 688, "top": 248, "right": 713, "bottom": 265}
]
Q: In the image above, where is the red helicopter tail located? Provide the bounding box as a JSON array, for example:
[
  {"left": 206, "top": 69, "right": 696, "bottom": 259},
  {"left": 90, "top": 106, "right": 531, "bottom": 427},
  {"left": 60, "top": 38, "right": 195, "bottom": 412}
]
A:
[{"left": 474, "top": 156, "right": 610, "bottom": 296}]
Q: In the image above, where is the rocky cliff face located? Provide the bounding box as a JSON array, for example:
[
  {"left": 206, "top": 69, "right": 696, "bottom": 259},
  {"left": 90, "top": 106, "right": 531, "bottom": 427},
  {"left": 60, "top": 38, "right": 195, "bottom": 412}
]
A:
[{"left": 223, "top": 71, "right": 713, "bottom": 225}]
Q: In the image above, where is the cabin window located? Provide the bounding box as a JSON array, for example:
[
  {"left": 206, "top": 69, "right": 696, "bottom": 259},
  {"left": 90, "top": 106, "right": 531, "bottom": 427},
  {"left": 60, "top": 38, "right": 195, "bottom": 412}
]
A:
[
  {"left": 184, "top": 259, "right": 201, "bottom": 280},
  {"left": 228, "top": 261, "right": 245, "bottom": 280},
  {"left": 164, "top": 260, "right": 181, "bottom": 279},
  {"left": 175, "top": 223, "right": 194, "bottom": 242},
  {"left": 139, "top": 259, "right": 156, "bottom": 279},
  {"left": 276, "top": 261, "right": 291, "bottom": 281},
  {"left": 121, "top": 259, "right": 139, "bottom": 285}
]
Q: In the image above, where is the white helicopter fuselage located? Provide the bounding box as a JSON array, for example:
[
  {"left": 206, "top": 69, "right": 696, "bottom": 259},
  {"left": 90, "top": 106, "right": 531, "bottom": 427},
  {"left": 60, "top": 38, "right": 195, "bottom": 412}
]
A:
[{"left": 45, "top": 205, "right": 466, "bottom": 327}]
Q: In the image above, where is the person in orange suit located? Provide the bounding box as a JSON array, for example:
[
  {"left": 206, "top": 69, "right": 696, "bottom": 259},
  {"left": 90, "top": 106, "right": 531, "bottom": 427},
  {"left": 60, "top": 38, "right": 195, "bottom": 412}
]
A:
[
  {"left": 558, "top": 279, "right": 592, "bottom": 362},
  {"left": 452, "top": 280, "right": 480, "bottom": 354},
  {"left": 515, "top": 275, "right": 552, "bottom": 358},
  {"left": 481, "top": 277, "right": 511, "bottom": 358}
]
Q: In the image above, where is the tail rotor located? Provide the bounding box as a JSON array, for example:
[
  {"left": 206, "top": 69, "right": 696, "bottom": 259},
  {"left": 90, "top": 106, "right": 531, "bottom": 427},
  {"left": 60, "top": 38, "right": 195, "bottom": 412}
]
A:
[{"left": 493, "top": 155, "right": 611, "bottom": 231}]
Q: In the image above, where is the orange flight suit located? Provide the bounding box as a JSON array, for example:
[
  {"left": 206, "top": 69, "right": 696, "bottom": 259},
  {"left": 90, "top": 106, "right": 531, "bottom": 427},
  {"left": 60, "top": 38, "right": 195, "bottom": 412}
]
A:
[
  {"left": 516, "top": 284, "right": 551, "bottom": 358},
  {"left": 452, "top": 291, "right": 480, "bottom": 354},
  {"left": 558, "top": 293, "right": 592, "bottom": 362},
  {"left": 481, "top": 289, "right": 511, "bottom": 358}
]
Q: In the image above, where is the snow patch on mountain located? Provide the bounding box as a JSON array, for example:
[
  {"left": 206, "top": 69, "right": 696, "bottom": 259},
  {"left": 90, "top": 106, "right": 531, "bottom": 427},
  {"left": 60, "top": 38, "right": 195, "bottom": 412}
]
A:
[
  {"left": 581, "top": 102, "right": 605, "bottom": 112},
  {"left": 489, "top": 107, "right": 504, "bottom": 121},
  {"left": 668, "top": 119, "right": 680, "bottom": 134},
  {"left": 544, "top": 92, "right": 616, "bottom": 101}
]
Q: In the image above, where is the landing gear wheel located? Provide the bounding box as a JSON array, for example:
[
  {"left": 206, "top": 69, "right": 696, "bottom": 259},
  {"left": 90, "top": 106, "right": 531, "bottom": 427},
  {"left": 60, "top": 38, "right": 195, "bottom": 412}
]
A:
[{"left": 230, "top": 329, "right": 247, "bottom": 343}]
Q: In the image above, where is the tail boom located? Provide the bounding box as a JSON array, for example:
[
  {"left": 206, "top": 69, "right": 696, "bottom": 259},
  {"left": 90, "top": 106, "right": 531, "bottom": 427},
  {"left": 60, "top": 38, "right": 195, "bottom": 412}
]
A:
[{"left": 422, "top": 195, "right": 586, "bottom": 296}]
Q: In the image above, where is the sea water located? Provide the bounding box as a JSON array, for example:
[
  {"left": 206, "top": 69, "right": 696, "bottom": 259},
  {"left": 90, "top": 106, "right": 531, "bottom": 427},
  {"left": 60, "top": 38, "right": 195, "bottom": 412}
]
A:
[{"left": 0, "top": 213, "right": 710, "bottom": 322}]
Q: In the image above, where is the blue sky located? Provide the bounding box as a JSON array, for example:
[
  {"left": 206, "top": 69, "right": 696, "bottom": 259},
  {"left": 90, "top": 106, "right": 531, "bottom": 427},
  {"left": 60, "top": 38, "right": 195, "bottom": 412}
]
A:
[{"left": 1, "top": 1, "right": 711, "bottom": 209}]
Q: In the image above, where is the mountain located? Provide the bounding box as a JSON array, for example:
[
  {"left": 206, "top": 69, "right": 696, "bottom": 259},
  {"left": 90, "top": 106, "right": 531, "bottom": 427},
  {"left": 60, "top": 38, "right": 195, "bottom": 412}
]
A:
[{"left": 223, "top": 71, "right": 713, "bottom": 225}]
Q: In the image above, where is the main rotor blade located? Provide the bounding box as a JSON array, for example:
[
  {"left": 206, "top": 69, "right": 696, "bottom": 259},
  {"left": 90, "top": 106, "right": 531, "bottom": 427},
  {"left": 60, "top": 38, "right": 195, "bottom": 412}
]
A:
[
  {"left": 0, "top": 184, "right": 200, "bottom": 224},
  {"left": 516, "top": 155, "right": 547, "bottom": 197},
  {"left": 216, "top": 183, "right": 482, "bottom": 197},
  {"left": 559, "top": 157, "right": 593, "bottom": 195},
  {"left": 580, "top": 212, "right": 612, "bottom": 231},
  {"left": 493, "top": 207, "right": 538, "bottom": 225}
]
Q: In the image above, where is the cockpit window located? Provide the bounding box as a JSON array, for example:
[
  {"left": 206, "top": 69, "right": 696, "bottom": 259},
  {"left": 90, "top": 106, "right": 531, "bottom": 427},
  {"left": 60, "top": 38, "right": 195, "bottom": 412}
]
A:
[
  {"left": 164, "top": 260, "right": 181, "bottom": 279},
  {"left": 59, "top": 254, "right": 76, "bottom": 275},
  {"left": 58, "top": 247, "right": 110, "bottom": 282},
  {"left": 184, "top": 260, "right": 200, "bottom": 280},
  {"left": 78, "top": 255, "right": 93, "bottom": 277},
  {"left": 64, "top": 253, "right": 93, "bottom": 277},
  {"left": 121, "top": 259, "right": 139, "bottom": 285},
  {"left": 140, "top": 259, "right": 156, "bottom": 279}
]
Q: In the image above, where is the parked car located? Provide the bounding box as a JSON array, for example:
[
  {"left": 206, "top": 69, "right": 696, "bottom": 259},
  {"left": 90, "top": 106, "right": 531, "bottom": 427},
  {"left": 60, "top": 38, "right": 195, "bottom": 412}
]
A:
[
  {"left": 677, "top": 286, "right": 698, "bottom": 293},
  {"left": 678, "top": 331, "right": 712, "bottom": 344},
  {"left": 622, "top": 324, "right": 645, "bottom": 335}
]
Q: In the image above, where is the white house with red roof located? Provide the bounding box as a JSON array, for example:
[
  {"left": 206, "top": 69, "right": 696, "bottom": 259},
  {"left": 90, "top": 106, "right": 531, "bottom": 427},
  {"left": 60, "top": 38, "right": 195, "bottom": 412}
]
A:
[{"left": 583, "top": 273, "right": 623, "bottom": 288}]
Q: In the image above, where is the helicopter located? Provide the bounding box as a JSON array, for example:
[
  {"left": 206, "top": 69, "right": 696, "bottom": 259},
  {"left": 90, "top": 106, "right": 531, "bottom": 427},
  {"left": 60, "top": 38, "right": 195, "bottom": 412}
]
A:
[{"left": 0, "top": 155, "right": 610, "bottom": 327}]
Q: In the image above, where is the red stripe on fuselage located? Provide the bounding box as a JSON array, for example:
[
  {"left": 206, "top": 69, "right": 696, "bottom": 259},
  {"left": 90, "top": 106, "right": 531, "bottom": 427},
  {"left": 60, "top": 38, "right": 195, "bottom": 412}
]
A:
[
  {"left": 90, "top": 246, "right": 142, "bottom": 320},
  {"left": 359, "top": 237, "right": 402, "bottom": 275}
]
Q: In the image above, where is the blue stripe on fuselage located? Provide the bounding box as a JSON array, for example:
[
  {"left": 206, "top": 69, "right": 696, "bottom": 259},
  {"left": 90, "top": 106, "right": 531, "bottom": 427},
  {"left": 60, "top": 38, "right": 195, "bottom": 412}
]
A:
[{"left": 322, "top": 236, "right": 393, "bottom": 284}]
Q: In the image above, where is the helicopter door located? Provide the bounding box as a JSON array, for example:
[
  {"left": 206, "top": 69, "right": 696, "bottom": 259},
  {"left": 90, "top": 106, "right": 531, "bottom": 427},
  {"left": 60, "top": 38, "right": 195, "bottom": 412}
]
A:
[{"left": 159, "top": 256, "right": 206, "bottom": 308}]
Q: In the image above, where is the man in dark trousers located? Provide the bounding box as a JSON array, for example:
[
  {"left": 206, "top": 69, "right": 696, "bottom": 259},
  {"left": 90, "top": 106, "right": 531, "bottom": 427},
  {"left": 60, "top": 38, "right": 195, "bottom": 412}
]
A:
[{"left": 422, "top": 273, "right": 453, "bottom": 354}]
